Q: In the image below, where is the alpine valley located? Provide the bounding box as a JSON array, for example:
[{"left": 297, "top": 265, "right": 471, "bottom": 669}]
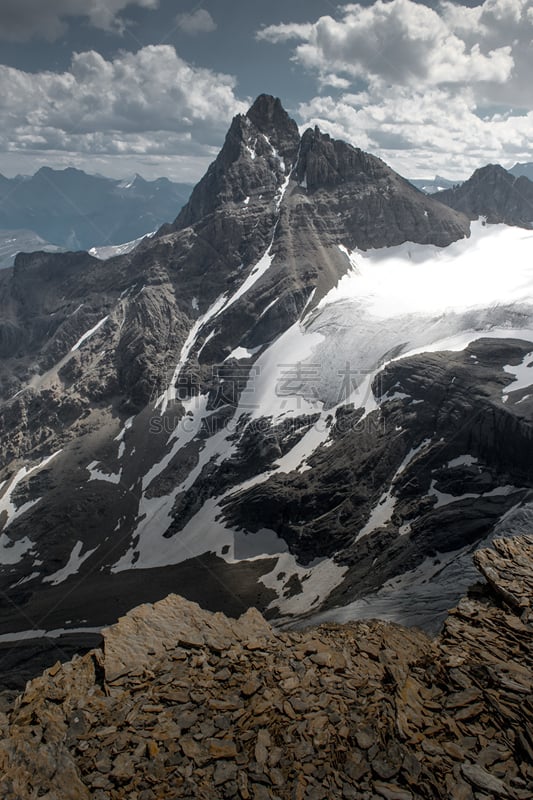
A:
[{"left": 1, "top": 95, "right": 533, "bottom": 687}]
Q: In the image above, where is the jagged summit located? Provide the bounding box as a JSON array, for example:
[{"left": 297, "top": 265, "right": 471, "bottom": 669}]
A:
[
  {"left": 433, "top": 163, "right": 533, "bottom": 228},
  {"left": 246, "top": 93, "right": 300, "bottom": 166},
  {"left": 169, "top": 94, "right": 299, "bottom": 230},
  {"left": 168, "top": 94, "right": 469, "bottom": 249},
  {"left": 295, "top": 125, "right": 390, "bottom": 190}
]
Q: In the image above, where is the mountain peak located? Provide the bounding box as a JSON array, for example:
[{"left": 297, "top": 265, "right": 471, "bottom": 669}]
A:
[
  {"left": 170, "top": 95, "right": 300, "bottom": 230},
  {"left": 470, "top": 163, "right": 513, "bottom": 181},
  {"left": 295, "top": 124, "right": 391, "bottom": 192},
  {"left": 433, "top": 163, "right": 533, "bottom": 228},
  {"left": 245, "top": 94, "right": 300, "bottom": 169},
  {"left": 246, "top": 94, "right": 296, "bottom": 134}
]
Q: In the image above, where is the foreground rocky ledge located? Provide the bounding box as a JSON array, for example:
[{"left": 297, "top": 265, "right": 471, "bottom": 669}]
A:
[{"left": 0, "top": 536, "right": 532, "bottom": 800}]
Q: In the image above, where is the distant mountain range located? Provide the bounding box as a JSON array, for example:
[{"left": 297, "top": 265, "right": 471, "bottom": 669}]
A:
[
  {"left": 510, "top": 161, "right": 533, "bottom": 180},
  {"left": 408, "top": 175, "right": 458, "bottom": 194},
  {"left": 409, "top": 163, "right": 533, "bottom": 195},
  {"left": 0, "top": 168, "right": 192, "bottom": 267}
]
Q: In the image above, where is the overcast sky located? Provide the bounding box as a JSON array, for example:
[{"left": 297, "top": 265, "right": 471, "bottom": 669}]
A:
[{"left": 0, "top": 0, "right": 531, "bottom": 182}]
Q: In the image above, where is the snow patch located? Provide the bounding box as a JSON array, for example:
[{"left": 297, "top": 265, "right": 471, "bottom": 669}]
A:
[
  {"left": 71, "top": 316, "right": 109, "bottom": 352},
  {"left": 447, "top": 454, "right": 478, "bottom": 468},
  {"left": 0, "top": 451, "right": 61, "bottom": 532},
  {"left": 503, "top": 350, "right": 533, "bottom": 396},
  {"left": 87, "top": 462, "right": 121, "bottom": 484},
  {"left": 0, "top": 533, "right": 33, "bottom": 565},
  {"left": 43, "top": 540, "right": 98, "bottom": 585},
  {"left": 429, "top": 482, "right": 519, "bottom": 509},
  {"left": 0, "top": 625, "right": 102, "bottom": 644},
  {"left": 356, "top": 439, "right": 432, "bottom": 542},
  {"left": 225, "top": 345, "right": 261, "bottom": 361}
]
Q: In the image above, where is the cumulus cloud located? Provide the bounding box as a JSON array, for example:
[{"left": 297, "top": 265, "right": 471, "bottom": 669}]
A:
[
  {"left": 0, "top": 0, "right": 159, "bottom": 41},
  {"left": 176, "top": 9, "right": 217, "bottom": 35},
  {"left": 259, "top": 0, "right": 533, "bottom": 177},
  {"left": 299, "top": 88, "right": 533, "bottom": 179},
  {"left": 258, "top": 0, "right": 517, "bottom": 90},
  {"left": 0, "top": 45, "right": 247, "bottom": 172}
]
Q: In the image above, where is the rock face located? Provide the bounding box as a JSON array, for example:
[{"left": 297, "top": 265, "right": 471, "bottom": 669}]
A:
[
  {"left": 0, "top": 535, "right": 532, "bottom": 799},
  {"left": 433, "top": 164, "right": 533, "bottom": 228},
  {"left": 294, "top": 127, "right": 469, "bottom": 248}
]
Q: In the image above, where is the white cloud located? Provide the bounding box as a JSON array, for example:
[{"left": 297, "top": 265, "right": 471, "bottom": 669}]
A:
[
  {"left": 259, "top": 0, "right": 517, "bottom": 89},
  {"left": 0, "top": 0, "right": 159, "bottom": 41},
  {"left": 0, "top": 45, "right": 247, "bottom": 178},
  {"left": 176, "top": 9, "right": 217, "bottom": 35},
  {"left": 257, "top": 22, "right": 313, "bottom": 43},
  {"left": 259, "top": 0, "right": 533, "bottom": 177},
  {"left": 299, "top": 89, "right": 533, "bottom": 179}
]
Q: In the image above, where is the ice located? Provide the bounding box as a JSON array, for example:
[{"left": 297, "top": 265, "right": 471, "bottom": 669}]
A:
[
  {"left": 43, "top": 540, "right": 98, "bottom": 585},
  {"left": 156, "top": 165, "right": 291, "bottom": 414},
  {"left": 142, "top": 395, "right": 211, "bottom": 492},
  {"left": 220, "top": 248, "right": 274, "bottom": 313},
  {"left": 197, "top": 329, "right": 216, "bottom": 358},
  {"left": 112, "top": 219, "right": 533, "bottom": 620},
  {"left": 114, "top": 416, "right": 134, "bottom": 442},
  {"left": 273, "top": 418, "right": 332, "bottom": 475},
  {"left": 240, "top": 321, "right": 324, "bottom": 422},
  {"left": 115, "top": 416, "right": 134, "bottom": 460},
  {"left": 259, "top": 297, "right": 279, "bottom": 318},
  {"left": 12, "top": 571, "right": 40, "bottom": 587},
  {"left": 112, "top": 496, "right": 234, "bottom": 573},
  {"left": 323, "top": 222, "right": 533, "bottom": 317},
  {"left": 90, "top": 231, "right": 155, "bottom": 260},
  {"left": 70, "top": 315, "right": 109, "bottom": 352}
]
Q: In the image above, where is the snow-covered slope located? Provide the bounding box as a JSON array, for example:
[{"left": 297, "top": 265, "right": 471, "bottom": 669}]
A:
[{"left": 89, "top": 231, "right": 155, "bottom": 260}]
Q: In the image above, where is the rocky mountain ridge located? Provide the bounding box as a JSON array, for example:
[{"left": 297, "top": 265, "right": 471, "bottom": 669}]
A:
[
  {"left": 432, "top": 164, "right": 533, "bottom": 229},
  {"left": 0, "top": 94, "right": 532, "bottom": 685},
  {"left": 0, "top": 534, "right": 532, "bottom": 800}
]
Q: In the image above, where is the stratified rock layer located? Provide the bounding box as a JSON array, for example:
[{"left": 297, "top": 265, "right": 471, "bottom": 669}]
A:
[{"left": 1, "top": 535, "right": 532, "bottom": 799}]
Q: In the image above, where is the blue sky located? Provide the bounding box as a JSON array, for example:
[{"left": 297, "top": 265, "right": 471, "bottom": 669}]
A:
[{"left": 0, "top": 0, "right": 531, "bottom": 182}]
